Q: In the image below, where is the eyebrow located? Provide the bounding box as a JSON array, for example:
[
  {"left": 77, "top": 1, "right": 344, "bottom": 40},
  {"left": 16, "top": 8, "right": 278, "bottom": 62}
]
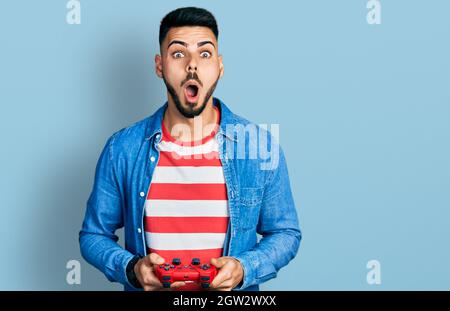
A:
[
  {"left": 168, "top": 40, "right": 216, "bottom": 49},
  {"left": 197, "top": 41, "right": 215, "bottom": 48}
]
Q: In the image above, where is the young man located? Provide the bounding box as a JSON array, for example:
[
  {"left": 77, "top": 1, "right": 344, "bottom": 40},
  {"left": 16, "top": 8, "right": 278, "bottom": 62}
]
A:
[{"left": 79, "top": 7, "right": 301, "bottom": 291}]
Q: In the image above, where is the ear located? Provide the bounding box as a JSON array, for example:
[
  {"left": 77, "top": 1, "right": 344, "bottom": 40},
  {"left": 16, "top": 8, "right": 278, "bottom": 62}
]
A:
[
  {"left": 218, "top": 54, "right": 224, "bottom": 79},
  {"left": 155, "top": 54, "right": 163, "bottom": 78}
]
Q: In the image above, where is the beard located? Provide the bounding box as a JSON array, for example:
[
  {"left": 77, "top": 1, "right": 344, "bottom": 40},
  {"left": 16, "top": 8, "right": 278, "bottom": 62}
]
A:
[{"left": 162, "top": 72, "right": 220, "bottom": 119}]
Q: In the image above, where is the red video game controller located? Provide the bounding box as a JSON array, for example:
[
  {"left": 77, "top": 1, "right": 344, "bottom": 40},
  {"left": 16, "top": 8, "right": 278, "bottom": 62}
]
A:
[{"left": 155, "top": 258, "right": 218, "bottom": 289}]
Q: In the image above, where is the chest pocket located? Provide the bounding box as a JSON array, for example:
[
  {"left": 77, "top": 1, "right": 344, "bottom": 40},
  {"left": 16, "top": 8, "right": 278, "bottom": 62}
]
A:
[{"left": 238, "top": 187, "right": 264, "bottom": 231}]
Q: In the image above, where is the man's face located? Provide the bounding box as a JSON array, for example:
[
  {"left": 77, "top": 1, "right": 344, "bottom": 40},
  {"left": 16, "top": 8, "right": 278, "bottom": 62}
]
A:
[{"left": 156, "top": 26, "right": 224, "bottom": 118}]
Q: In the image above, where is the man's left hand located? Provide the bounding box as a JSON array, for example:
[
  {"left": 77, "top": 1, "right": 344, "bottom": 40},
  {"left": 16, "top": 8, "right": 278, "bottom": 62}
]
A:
[{"left": 209, "top": 256, "right": 244, "bottom": 291}]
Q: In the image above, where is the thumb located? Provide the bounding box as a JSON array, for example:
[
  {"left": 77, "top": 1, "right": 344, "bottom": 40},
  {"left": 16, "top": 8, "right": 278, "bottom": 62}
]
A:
[
  {"left": 210, "top": 257, "right": 226, "bottom": 268},
  {"left": 149, "top": 253, "right": 165, "bottom": 265}
]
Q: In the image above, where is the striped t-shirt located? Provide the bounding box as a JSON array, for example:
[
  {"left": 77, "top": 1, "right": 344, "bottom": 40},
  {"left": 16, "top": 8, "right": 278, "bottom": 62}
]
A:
[{"left": 144, "top": 105, "right": 229, "bottom": 290}]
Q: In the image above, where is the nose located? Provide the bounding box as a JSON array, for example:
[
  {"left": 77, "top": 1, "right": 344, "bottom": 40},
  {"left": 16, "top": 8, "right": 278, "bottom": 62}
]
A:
[{"left": 186, "top": 56, "right": 198, "bottom": 73}]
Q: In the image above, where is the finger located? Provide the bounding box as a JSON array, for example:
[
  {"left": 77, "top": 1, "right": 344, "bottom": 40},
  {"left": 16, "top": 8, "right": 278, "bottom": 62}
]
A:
[
  {"left": 170, "top": 281, "right": 186, "bottom": 289},
  {"left": 142, "top": 277, "right": 164, "bottom": 291},
  {"left": 211, "top": 278, "right": 234, "bottom": 290},
  {"left": 143, "top": 284, "right": 163, "bottom": 291},
  {"left": 210, "top": 257, "right": 226, "bottom": 268},
  {"left": 211, "top": 286, "right": 232, "bottom": 291},
  {"left": 210, "top": 267, "right": 232, "bottom": 288},
  {"left": 149, "top": 253, "right": 165, "bottom": 265},
  {"left": 209, "top": 282, "right": 233, "bottom": 291},
  {"left": 145, "top": 275, "right": 163, "bottom": 287},
  {"left": 157, "top": 281, "right": 186, "bottom": 292},
  {"left": 140, "top": 269, "right": 163, "bottom": 288}
]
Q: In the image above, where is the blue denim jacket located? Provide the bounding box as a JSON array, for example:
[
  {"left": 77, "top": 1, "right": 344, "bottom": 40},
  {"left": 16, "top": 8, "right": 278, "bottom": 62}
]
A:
[{"left": 79, "top": 97, "right": 301, "bottom": 291}]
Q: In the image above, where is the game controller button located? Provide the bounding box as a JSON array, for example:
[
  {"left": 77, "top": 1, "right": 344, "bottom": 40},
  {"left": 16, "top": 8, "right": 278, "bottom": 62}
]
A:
[
  {"left": 162, "top": 276, "right": 171, "bottom": 280},
  {"left": 172, "top": 258, "right": 181, "bottom": 265},
  {"left": 200, "top": 276, "right": 210, "bottom": 281},
  {"left": 201, "top": 283, "right": 210, "bottom": 288},
  {"left": 191, "top": 258, "right": 201, "bottom": 265},
  {"left": 162, "top": 282, "right": 171, "bottom": 288}
]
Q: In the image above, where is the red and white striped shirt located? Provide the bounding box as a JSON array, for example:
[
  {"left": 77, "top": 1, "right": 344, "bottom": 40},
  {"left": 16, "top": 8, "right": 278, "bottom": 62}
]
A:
[{"left": 144, "top": 106, "right": 229, "bottom": 290}]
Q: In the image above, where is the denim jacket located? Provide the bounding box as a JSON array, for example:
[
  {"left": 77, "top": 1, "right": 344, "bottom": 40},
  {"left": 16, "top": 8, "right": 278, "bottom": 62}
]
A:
[{"left": 79, "top": 97, "right": 301, "bottom": 291}]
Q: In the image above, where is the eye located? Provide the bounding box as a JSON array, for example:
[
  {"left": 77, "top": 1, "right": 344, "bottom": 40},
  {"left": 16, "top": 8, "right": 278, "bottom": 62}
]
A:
[
  {"left": 172, "top": 51, "right": 185, "bottom": 59},
  {"left": 200, "top": 51, "right": 211, "bottom": 58}
]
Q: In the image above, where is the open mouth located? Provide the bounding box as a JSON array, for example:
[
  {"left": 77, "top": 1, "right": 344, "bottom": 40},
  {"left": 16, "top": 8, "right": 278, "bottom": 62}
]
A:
[{"left": 184, "top": 83, "right": 200, "bottom": 104}]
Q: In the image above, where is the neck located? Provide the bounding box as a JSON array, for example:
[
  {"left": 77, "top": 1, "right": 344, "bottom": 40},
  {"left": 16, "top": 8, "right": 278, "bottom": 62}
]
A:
[{"left": 163, "top": 97, "right": 218, "bottom": 142}]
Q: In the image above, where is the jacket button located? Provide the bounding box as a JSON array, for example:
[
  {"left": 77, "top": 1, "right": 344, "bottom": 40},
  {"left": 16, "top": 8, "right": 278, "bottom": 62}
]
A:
[
  {"left": 139, "top": 191, "right": 145, "bottom": 197},
  {"left": 137, "top": 228, "right": 142, "bottom": 233},
  {"left": 156, "top": 134, "right": 160, "bottom": 139},
  {"left": 150, "top": 156, "right": 156, "bottom": 162}
]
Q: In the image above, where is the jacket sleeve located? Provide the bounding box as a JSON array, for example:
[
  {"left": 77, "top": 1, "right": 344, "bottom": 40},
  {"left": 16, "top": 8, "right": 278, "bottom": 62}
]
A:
[
  {"left": 233, "top": 146, "right": 302, "bottom": 290},
  {"left": 78, "top": 134, "right": 135, "bottom": 287}
]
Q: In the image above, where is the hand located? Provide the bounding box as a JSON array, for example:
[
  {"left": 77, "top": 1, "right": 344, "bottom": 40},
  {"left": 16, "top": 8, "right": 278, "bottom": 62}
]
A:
[
  {"left": 209, "top": 256, "right": 244, "bottom": 291},
  {"left": 134, "top": 253, "right": 186, "bottom": 291}
]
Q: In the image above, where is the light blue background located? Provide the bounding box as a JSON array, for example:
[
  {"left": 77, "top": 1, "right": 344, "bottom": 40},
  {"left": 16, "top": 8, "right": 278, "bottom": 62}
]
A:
[{"left": 0, "top": 0, "right": 449, "bottom": 290}]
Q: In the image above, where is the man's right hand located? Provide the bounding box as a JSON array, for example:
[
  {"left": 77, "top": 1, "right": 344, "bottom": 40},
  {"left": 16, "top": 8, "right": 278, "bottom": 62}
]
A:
[{"left": 134, "top": 253, "right": 186, "bottom": 291}]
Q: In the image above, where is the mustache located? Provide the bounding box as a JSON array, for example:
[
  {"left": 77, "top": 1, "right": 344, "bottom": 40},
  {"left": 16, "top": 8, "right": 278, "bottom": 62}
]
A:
[{"left": 180, "top": 72, "right": 203, "bottom": 87}]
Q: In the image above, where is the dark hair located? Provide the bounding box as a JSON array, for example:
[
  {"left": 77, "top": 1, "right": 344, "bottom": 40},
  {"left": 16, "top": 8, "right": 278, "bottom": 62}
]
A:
[{"left": 159, "top": 7, "right": 219, "bottom": 46}]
